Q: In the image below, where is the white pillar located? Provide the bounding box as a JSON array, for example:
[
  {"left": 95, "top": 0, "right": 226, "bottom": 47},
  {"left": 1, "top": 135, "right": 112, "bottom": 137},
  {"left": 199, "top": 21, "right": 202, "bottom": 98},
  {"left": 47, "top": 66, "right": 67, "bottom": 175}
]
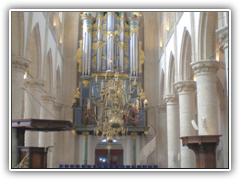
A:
[
  {"left": 191, "top": 60, "right": 220, "bottom": 135},
  {"left": 216, "top": 26, "right": 228, "bottom": 102},
  {"left": 12, "top": 56, "right": 31, "bottom": 168},
  {"left": 38, "top": 93, "right": 55, "bottom": 168},
  {"left": 163, "top": 94, "right": 180, "bottom": 168},
  {"left": 12, "top": 56, "right": 31, "bottom": 119},
  {"left": 174, "top": 80, "right": 197, "bottom": 168},
  {"left": 156, "top": 105, "right": 168, "bottom": 168},
  {"left": 51, "top": 102, "right": 62, "bottom": 168},
  {"left": 216, "top": 26, "right": 229, "bottom": 169},
  {"left": 24, "top": 77, "right": 45, "bottom": 147}
]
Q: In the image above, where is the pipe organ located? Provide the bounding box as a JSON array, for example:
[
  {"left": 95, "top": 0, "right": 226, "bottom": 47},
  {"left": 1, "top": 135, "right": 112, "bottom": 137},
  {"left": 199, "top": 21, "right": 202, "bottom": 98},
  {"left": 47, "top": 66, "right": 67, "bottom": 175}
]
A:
[
  {"left": 76, "top": 12, "right": 144, "bottom": 78},
  {"left": 73, "top": 12, "right": 147, "bottom": 133}
]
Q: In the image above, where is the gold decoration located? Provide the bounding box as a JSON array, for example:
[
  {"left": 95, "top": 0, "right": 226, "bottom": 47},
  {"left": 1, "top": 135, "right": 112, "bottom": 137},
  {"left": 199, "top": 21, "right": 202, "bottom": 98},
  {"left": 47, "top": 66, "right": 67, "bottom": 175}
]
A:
[
  {"left": 97, "top": 41, "right": 104, "bottom": 52},
  {"left": 144, "top": 131, "right": 148, "bottom": 135},
  {"left": 93, "top": 31, "right": 97, "bottom": 38},
  {"left": 131, "top": 12, "right": 142, "bottom": 17},
  {"left": 72, "top": 98, "right": 76, "bottom": 104},
  {"left": 82, "top": 80, "right": 90, "bottom": 87},
  {"left": 131, "top": 132, "right": 138, "bottom": 139},
  {"left": 125, "top": 22, "right": 129, "bottom": 29},
  {"left": 124, "top": 32, "right": 129, "bottom": 39},
  {"left": 124, "top": 43, "right": 129, "bottom": 50},
  {"left": 117, "top": 42, "right": 124, "bottom": 50},
  {"left": 139, "top": 41, "right": 145, "bottom": 74},
  {"left": 76, "top": 40, "right": 82, "bottom": 73},
  {"left": 80, "top": 12, "right": 92, "bottom": 18},
  {"left": 119, "top": 26, "right": 124, "bottom": 34},
  {"left": 73, "top": 81, "right": 81, "bottom": 103},
  {"left": 107, "top": 31, "right": 114, "bottom": 41},
  {"left": 97, "top": 25, "right": 103, "bottom": 33},
  {"left": 91, "top": 73, "right": 129, "bottom": 78},
  {"left": 86, "top": 26, "right": 92, "bottom": 36},
  {"left": 92, "top": 42, "right": 97, "bottom": 50},
  {"left": 102, "top": 56, "right": 106, "bottom": 60},
  {"left": 130, "top": 27, "right": 139, "bottom": 38},
  {"left": 93, "top": 21, "right": 97, "bottom": 28},
  {"left": 82, "top": 132, "right": 89, "bottom": 139},
  {"left": 72, "top": 130, "right": 77, "bottom": 136},
  {"left": 125, "top": 57, "right": 129, "bottom": 64},
  {"left": 139, "top": 83, "right": 146, "bottom": 99},
  {"left": 102, "top": 30, "right": 107, "bottom": 35},
  {"left": 119, "top": 13, "right": 125, "bottom": 21},
  {"left": 103, "top": 13, "right": 107, "bottom": 20},
  {"left": 92, "top": 56, "right": 96, "bottom": 63},
  {"left": 97, "top": 13, "right": 103, "bottom": 20}
]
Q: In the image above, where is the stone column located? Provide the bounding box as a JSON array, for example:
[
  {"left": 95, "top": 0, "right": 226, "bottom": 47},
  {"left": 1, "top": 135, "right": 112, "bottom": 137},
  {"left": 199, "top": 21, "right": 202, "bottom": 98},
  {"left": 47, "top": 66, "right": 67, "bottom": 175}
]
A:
[
  {"left": 131, "top": 132, "right": 137, "bottom": 165},
  {"left": 12, "top": 56, "right": 31, "bottom": 168},
  {"left": 52, "top": 102, "right": 62, "bottom": 168},
  {"left": 38, "top": 93, "right": 55, "bottom": 168},
  {"left": 156, "top": 105, "right": 168, "bottom": 168},
  {"left": 163, "top": 94, "right": 180, "bottom": 168},
  {"left": 191, "top": 60, "right": 220, "bottom": 135},
  {"left": 24, "top": 77, "right": 45, "bottom": 147},
  {"left": 216, "top": 26, "right": 228, "bottom": 102},
  {"left": 174, "top": 80, "right": 197, "bottom": 168},
  {"left": 82, "top": 132, "right": 89, "bottom": 165}
]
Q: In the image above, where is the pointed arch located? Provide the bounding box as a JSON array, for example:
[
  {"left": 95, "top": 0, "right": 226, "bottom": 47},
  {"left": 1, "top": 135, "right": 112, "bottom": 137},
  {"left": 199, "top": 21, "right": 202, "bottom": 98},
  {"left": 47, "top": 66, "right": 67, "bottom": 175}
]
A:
[
  {"left": 159, "top": 69, "right": 165, "bottom": 104},
  {"left": 198, "top": 12, "right": 218, "bottom": 60},
  {"left": 168, "top": 52, "right": 175, "bottom": 94},
  {"left": 56, "top": 66, "right": 61, "bottom": 103},
  {"left": 179, "top": 28, "right": 193, "bottom": 81},
  {"left": 44, "top": 49, "right": 53, "bottom": 93},
  {"left": 27, "top": 23, "right": 42, "bottom": 78}
]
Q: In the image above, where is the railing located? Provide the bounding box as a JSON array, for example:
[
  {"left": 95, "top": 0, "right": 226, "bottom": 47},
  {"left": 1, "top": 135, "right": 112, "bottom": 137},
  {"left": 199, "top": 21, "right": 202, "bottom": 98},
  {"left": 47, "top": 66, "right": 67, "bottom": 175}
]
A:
[
  {"left": 15, "top": 153, "right": 29, "bottom": 168},
  {"left": 58, "top": 164, "right": 159, "bottom": 168},
  {"left": 139, "top": 124, "right": 156, "bottom": 165}
]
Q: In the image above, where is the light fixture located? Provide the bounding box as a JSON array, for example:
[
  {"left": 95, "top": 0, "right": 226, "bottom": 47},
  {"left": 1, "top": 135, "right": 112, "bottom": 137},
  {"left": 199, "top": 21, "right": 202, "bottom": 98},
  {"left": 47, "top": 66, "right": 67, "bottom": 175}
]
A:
[{"left": 87, "top": 64, "right": 148, "bottom": 143}]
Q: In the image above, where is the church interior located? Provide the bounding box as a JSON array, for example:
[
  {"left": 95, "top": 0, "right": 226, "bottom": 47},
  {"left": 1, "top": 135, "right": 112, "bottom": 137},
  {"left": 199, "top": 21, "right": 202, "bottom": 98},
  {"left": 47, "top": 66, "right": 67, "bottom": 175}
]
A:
[{"left": 11, "top": 10, "right": 229, "bottom": 169}]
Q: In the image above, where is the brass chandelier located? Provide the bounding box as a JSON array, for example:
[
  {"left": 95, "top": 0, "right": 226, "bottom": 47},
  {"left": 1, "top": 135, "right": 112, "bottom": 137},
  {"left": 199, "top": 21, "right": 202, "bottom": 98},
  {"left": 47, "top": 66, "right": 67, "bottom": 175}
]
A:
[{"left": 87, "top": 64, "right": 148, "bottom": 143}]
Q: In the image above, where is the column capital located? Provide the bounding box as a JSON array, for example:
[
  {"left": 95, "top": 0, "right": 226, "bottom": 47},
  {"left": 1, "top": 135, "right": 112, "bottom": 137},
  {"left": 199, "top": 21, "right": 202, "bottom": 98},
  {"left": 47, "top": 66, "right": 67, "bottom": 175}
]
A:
[
  {"left": 163, "top": 94, "right": 178, "bottom": 104},
  {"left": 216, "top": 26, "right": 228, "bottom": 49},
  {"left": 82, "top": 132, "right": 89, "bottom": 139},
  {"left": 157, "top": 104, "right": 166, "bottom": 113},
  {"left": 24, "top": 77, "right": 46, "bottom": 90},
  {"left": 12, "top": 56, "right": 31, "bottom": 72},
  {"left": 41, "top": 93, "right": 56, "bottom": 102},
  {"left": 190, "top": 59, "right": 220, "bottom": 75},
  {"left": 131, "top": 132, "right": 138, "bottom": 139},
  {"left": 53, "top": 102, "right": 63, "bottom": 110},
  {"left": 174, "top": 80, "right": 196, "bottom": 94}
]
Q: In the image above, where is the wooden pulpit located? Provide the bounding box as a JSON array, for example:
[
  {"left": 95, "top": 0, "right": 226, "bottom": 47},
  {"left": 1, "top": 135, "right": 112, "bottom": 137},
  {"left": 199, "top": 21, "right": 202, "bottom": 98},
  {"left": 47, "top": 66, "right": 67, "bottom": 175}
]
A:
[
  {"left": 18, "top": 146, "right": 50, "bottom": 168},
  {"left": 12, "top": 119, "right": 73, "bottom": 168},
  {"left": 180, "top": 135, "right": 221, "bottom": 168}
]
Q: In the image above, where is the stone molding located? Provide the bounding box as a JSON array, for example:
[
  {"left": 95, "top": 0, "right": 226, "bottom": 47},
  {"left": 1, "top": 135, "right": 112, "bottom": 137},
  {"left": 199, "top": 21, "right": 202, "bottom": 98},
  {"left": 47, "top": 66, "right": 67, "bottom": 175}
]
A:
[
  {"left": 216, "top": 26, "right": 228, "bottom": 49},
  {"left": 163, "top": 94, "right": 179, "bottom": 104},
  {"left": 174, "top": 80, "right": 196, "bottom": 94},
  {"left": 157, "top": 104, "right": 166, "bottom": 113},
  {"left": 53, "top": 102, "right": 63, "bottom": 110},
  {"left": 24, "top": 77, "right": 46, "bottom": 90},
  {"left": 41, "top": 93, "right": 56, "bottom": 102},
  {"left": 12, "top": 56, "right": 31, "bottom": 72},
  {"left": 190, "top": 60, "right": 220, "bottom": 75}
]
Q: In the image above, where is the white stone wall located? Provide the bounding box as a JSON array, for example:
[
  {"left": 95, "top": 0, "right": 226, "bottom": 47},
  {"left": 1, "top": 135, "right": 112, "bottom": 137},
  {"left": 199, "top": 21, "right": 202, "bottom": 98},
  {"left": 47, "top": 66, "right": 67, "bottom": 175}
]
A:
[{"left": 12, "top": 11, "right": 229, "bottom": 169}]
